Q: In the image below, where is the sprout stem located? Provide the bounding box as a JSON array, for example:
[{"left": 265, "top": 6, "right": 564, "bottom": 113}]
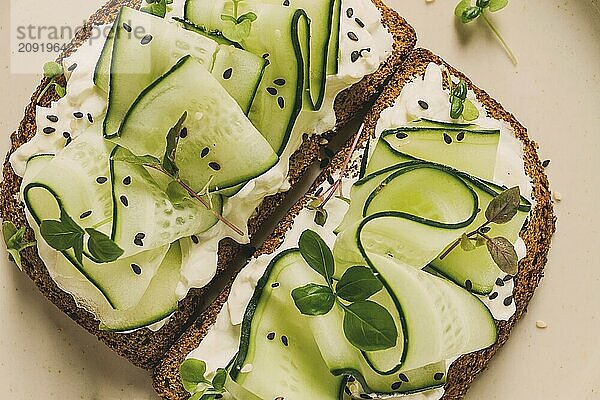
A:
[{"left": 481, "top": 12, "right": 518, "bottom": 65}]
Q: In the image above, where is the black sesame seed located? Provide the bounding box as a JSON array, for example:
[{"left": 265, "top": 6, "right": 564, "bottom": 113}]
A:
[
  {"left": 347, "top": 376, "right": 355, "bottom": 383},
  {"left": 223, "top": 68, "right": 233, "bottom": 80},
  {"left": 391, "top": 382, "right": 402, "bottom": 390},
  {"left": 63, "top": 132, "right": 71, "bottom": 138},
  {"left": 274, "top": 78, "right": 286, "bottom": 86},
  {"left": 140, "top": 34, "right": 153, "bottom": 45},
  {"left": 123, "top": 176, "right": 132, "bottom": 185},
  {"left": 542, "top": 159, "right": 551, "bottom": 168},
  {"left": 346, "top": 7, "right": 354, "bottom": 17},
  {"left": 73, "top": 112, "right": 84, "bottom": 119},
  {"left": 96, "top": 177, "right": 108, "bottom": 184},
  {"left": 277, "top": 96, "right": 285, "bottom": 109},
  {"left": 134, "top": 238, "right": 144, "bottom": 247},
  {"left": 283, "top": 0, "right": 290, "bottom": 5},
  {"left": 347, "top": 32, "right": 359, "bottom": 41},
  {"left": 135, "top": 233, "right": 146, "bottom": 239},
  {"left": 360, "top": 394, "right": 372, "bottom": 399},
  {"left": 271, "top": 282, "right": 280, "bottom": 288},
  {"left": 351, "top": 50, "right": 360, "bottom": 63},
  {"left": 267, "top": 87, "right": 278, "bottom": 95},
  {"left": 395, "top": 132, "right": 408, "bottom": 140},
  {"left": 180, "top": 127, "right": 188, "bottom": 138},
  {"left": 355, "top": 17, "right": 365, "bottom": 28},
  {"left": 67, "top": 63, "right": 78, "bottom": 72},
  {"left": 79, "top": 210, "right": 92, "bottom": 219},
  {"left": 503, "top": 296, "right": 514, "bottom": 306},
  {"left": 480, "top": 226, "right": 491, "bottom": 233},
  {"left": 43, "top": 127, "right": 56, "bottom": 134},
  {"left": 267, "top": 332, "right": 275, "bottom": 340},
  {"left": 123, "top": 23, "right": 132, "bottom": 32},
  {"left": 131, "top": 263, "right": 142, "bottom": 275},
  {"left": 46, "top": 115, "right": 59, "bottom": 123},
  {"left": 201, "top": 147, "right": 210, "bottom": 158},
  {"left": 320, "top": 158, "right": 330, "bottom": 169},
  {"left": 398, "top": 373, "right": 409, "bottom": 382},
  {"left": 191, "top": 235, "right": 199, "bottom": 244},
  {"left": 503, "top": 275, "right": 513, "bottom": 282},
  {"left": 120, "top": 195, "right": 129, "bottom": 207},
  {"left": 418, "top": 100, "right": 429, "bottom": 110},
  {"left": 65, "top": 137, "right": 73, "bottom": 146},
  {"left": 209, "top": 162, "right": 222, "bottom": 171},
  {"left": 434, "top": 372, "right": 445, "bottom": 381},
  {"left": 444, "top": 132, "right": 453, "bottom": 144},
  {"left": 315, "top": 187, "right": 324, "bottom": 196},
  {"left": 327, "top": 174, "right": 335, "bottom": 185},
  {"left": 489, "top": 292, "right": 499, "bottom": 300},
  {"left": 496, "top": 277, "right": 505, "bottom": 287},
  {"left": 281, "top": 335, "right": 289, "bottom": 346},
  {"left": 457, "top": 131, "right": 466, "bottom": 142},
  {"left": 465, "top": 279, "right": 473, "bottom": 291},
  {"left": 87, "top": 113, "right": 94, "bottom": 123}
]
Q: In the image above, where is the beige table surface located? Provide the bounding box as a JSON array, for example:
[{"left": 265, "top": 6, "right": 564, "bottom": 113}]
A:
[{"left": 1, "top": 0, "right": 599, "bottom": 399}]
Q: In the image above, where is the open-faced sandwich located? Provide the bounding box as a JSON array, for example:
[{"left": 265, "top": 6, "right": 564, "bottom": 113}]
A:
[
  {"left": 152, "top": 48, "right": 555, "bottom": 399},
  {"left": 0, "top": 0, "right": 416, "bottom": 369}
]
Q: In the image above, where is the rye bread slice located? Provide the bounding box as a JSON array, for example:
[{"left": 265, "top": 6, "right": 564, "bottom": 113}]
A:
[
  {"left": 0, "top": 0, "right": 416, "bottom": 370},
  {"left": 152, "top": 48, "right": 556, "bottom": 400}
]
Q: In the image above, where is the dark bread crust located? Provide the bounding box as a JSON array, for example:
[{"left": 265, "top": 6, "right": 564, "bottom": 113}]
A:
[
  {"left": 0, "top": 0, "right": 416, "bottom": 370},
  {"left": 153, "top": 48, "right": 555, "bottom": 399}
]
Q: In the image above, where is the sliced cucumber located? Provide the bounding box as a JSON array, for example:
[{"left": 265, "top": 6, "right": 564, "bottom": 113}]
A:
[
  {"left": 231, "top": 250, "right": 345, "bottom": 399},
  {"left": 99, "top": 242, "right": 182, "bottom": 331},
  {"left": 366, "top": 121, "right": 500, "bottom": 179},
  {"left": 184, "top": 0, "right": 340, "bottom": 154},
  {"left": 110, "top": 147, "right": 223, "bottom": 257},
  {"left": 115, "top": 55, "right": 278, "bottom": 193},
  {"left": 101, "top": 7, "right": 219, "bottom": 137}
]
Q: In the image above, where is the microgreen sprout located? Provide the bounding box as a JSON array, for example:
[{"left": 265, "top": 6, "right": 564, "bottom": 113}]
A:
[
  {"left": 454, "top": 0, "right": 517, "bottom": 65},
  {"left": 37, "top": 62, "right": 67, "bottom": 104}
]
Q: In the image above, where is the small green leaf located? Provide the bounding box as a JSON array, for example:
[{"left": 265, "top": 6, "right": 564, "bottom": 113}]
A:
[
  {"left": 237, "top": 12, "right": 257, "bottom": 23},
  {"left": 291, "top": 284, "right": 335, "bottom": 316},
  {"left": 485, "top": 186, "right": 520, "bottom": 224},
  {"left": 476, "top": 0, "right": 491, "bottom": 8},
  {"left": 211, "top": 368, "right": 227, "bottom": 390},
  {"left": 221, "top": 19, "right": 252, "bottom": 43},
  {"left": 53, "top": 83, "right": 66, "bottom": 98},
  {"left": 462, "top": 6, "right": 482, "bottom": 23},
  {"left": 3, "top": 221, "right": 35, "bottom": 270},
  {"left": 43, "top": 61, "right": 63, "bottom": 78},
  {"left": 112, "top": 152, "right": 162, "bottom": 168},
  {"left": 453, "top": 80, "right": 468, "bottom": 100},
  {"left": 40, "top": 218, "right": 83, "bottom": 252},
  {"left": 162, "top": 112, "right": 187, "bottom": 177},
  {"left": 85, "top": 228, "right": 124, "bottom": 263},
  {"left": 141, "top": 0, "right": 167, "bottom": 18},
  {"left": 3, "top": 221, "right": 19, "bottom": 245},
  {"left": 180, "top": 359, "right": 208, "bottom": 393},
  {"left": 450, "top": 97, "right": 464, "bottom": 119},
  {"left": 342, "top": 300, "right": 397, "bottom": 352},
  {"left": 488, "top": 0, "right": 509, "bottom": 12},
  {"left": 72, "top": 236, "right": 84, "bottom": 264},
  {"left": 475, "top": 234, "right": 487, "bottom": 247},
  {"left": 166, "top": 180, "right": 190, "bottom": 204},
  {"left": 336, "top": 266, "right": 383, "bottom": 302},
  {"left": 460, "top": 233, "right": 477, "bottom": 251},
  {"left": 462, "top": 98, "right": 480, "bottom": 121},
  {"left": 220, "top": 14, "right": 237, "bottom": 23},
  {"left": 455, "top": 0, "right": 472, "bottom": 18},
  {"left": 298, "top": 230, "right": 335, "bottom": 284},
  {"left": 486, "top": 236, "right": 518, "bottom": 274},
  {"left": 306, "top": 199, "right": 321, "bottom": 211},
  {"left": 314, "top": 208, "right": 328, "bottom": 227}
]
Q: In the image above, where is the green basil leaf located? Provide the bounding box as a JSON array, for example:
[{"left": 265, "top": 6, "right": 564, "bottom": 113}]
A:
[
  {"left": 461, "top": 6, "right": 481, "bottom": 23},
  {"left": 486, "top": 236, "right": 518, "bottom": 275},
  {"left": 43, "top": 61, "right": 63, "bottom": 78},
  {"left": 221, "top": 19, "right": 252, "bottom": 43},
  {"left": 2, "top": 221, "right": 18, "bottom": 245},
  {"left": 40, "top": 219, "right": 82, "bottom": 251},
  {"left": 342, "top": 300, "right": 397, "bottom": 352},
  {"left": 291, "top": 284, "right": 335, "bottom": 316},
  {"left": 211, "top": 368, "right": 227, "bottom": 390},
  {"left": 462, "top": 98, "right": 480, "bottom": 121},
  {"left": 488, "top": 0, "right": 509, "bottom": 12},
  {"left": 314, "top": 208, "right": 328, "bottom": 227},
  {"left": 163, "top": 112, "right": 187, "bottom": 177},
  {"left": 220, "top": 14, "right": 237, "bottom": 23},
  {"left": 73, "top": 236, "right": 84, "bottom": 264},
  {"left": 180, "top": 358, "right": 208, "bottom": 393},
  {"left": 85, "top": 228, "right": 124, "bottom": 263},
  {"left": 454, "top": 0, "right": 472, "bottom": 18},
  {"left": 336, "top": 266, "right": 383, "bottom": 302},
  {"left": 485, "top": 186, "right": 520, "bottom": 224},
  {"left": 298, "top": 230, "right": 334, "bottom": 283}
]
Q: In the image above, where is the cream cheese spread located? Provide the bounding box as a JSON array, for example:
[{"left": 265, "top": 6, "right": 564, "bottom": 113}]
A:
[
  {"left": 188, "top": 63, "right": 533, "bottom": 399},
  {"left": 9, "top": 0, "right": 393, "bottom": 331}
]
